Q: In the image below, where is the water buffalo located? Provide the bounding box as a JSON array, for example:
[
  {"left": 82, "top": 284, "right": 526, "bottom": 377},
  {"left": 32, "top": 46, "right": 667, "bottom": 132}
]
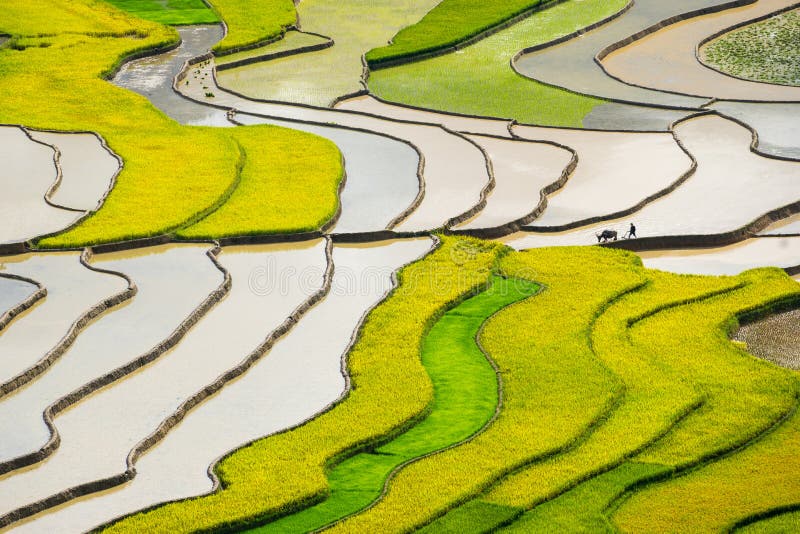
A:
[{"left": 596, "top": 230, "right": 618, "bottom": 243}]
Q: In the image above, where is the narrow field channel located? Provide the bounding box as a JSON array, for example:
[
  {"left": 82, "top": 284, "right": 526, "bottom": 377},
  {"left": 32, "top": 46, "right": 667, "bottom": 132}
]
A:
[{"left": 112, "top": 25, "right": 230, "bottom": 127}]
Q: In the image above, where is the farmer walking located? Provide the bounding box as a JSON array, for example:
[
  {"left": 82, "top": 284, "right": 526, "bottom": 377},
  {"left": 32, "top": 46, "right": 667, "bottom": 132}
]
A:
[{"left": 627, "top": 222, "right": 637, "bottom": 239}]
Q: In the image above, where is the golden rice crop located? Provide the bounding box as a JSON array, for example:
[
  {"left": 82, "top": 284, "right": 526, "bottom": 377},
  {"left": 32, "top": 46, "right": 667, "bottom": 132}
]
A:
[
  {"left": 208, "top": 0, "right": 297, "bottom": 55},
  {"left": 177, "top": 124, "right": 343, "bottom": 238},
  {"left": 325, "top": 246, "right": 648, "bottom": 532}
]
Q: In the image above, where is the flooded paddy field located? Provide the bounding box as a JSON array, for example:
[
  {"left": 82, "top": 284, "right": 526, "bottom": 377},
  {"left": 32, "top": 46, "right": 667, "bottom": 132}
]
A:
[
  {"left": 0, "top": 241, "right": 327, "bottom": 522},
  {"left": 8, "top": 239, "right": 433, "bottom": 533},
  {"left": 0, "top": 245, "right": 223, "bottom": 464}
]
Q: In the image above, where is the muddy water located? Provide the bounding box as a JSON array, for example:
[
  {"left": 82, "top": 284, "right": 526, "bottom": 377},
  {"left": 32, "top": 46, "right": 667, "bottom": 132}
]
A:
[
  {"left": 638, "top": 236, "right": 800, "bottom": 275},
  {"left": 8, "top": 239, "right": 435, "bottom": 533},
  {"left": 235, "top": 113, "right": 420, "bottom": 233},
  {"left": 0, "top": 277, "right": 37, "bottom": 322},
  {"left": 602, "top": 0, "right": 800, "bottom": 101},
  {"left": 760, "top": 213, "right": 800, "bottom": 235},
  {"left": 515, "top": 0, "right": 723, "bottom": 107},
  {"left": 26, "top": 131, "right": 119, "bottom": 211},
  {"left": 512, "top": 124, "right": 691, "bottom": 229},
  {"left": 0, "top": 241, "right": 328, "bottom": 519},
  {"left": 186, "top": 62, "right": 491, "bottom": 231},
  {"left": 335, "top": 96, "right": 514, "bottom": 137},
  {"left": 455, "top": 135, "right": 574, "bottom": 230},
  {"left": 0, "top": 245, "right": 223, "bottom": 463},
  {"left": 711, "top": 101, "right": 800, "bottom": 159},
  {"left": 505, "top": 115, "right": 800, "bottom": 249},
  {"left": 0, "top": 253, "right": 127, "bottom": 387},
  {"left": 734, "top": 308, "right": 800, "bottom": 370},
  {"left": 0, "top": 127, "right": 77, "bottom": 244},
  {"left": 112, "top": 25, "right": 230, "bottom": 126}
]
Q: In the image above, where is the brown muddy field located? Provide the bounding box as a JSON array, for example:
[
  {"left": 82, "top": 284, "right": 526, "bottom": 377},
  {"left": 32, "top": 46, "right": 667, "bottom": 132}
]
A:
[{"left": 734, "top": 308, "right": 800, "bottom": 370}]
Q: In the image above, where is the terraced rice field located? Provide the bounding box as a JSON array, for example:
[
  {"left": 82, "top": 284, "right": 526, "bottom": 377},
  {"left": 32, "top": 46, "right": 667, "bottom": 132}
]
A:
[{"left": 1, "top": 0, "right": 800, "bottom": 532}]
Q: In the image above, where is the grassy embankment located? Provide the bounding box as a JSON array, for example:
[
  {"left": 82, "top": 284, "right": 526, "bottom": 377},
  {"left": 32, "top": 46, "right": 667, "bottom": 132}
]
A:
[
  {"left": 738, "top": 509, "right": 800, "bottom": 533},
  {"left": 0, "top": 0, "right": 341, "bottom": 248},
  {"left": 101, "top": 237, "right": 505, "bottom": 532},
  {"left": 366, "top": 0, "right": 629, "bottom": 127},
  {"left": 703, "top": 9, "right": 800, "bottom": 87},
  {"left": 206, "top": 0, "right": 297, "bottom": 55},
  {"left": 214, "top": 31, "right": 330, "bottom": 67},
  {"left": 102, "top": 0, "right": 220, "bottom": 25},
  {"left": 366, "top": 0, "right": 549, "bottom": 67},
  {"left": 418, "top": 270, "right": 743, "bottom": 531}
]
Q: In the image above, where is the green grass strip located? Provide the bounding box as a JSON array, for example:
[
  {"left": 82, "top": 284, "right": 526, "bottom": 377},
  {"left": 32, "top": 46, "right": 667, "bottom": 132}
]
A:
[
  {"left": 703, "top": 9, "right": 800, "bottom": 87},
  {"left": 101, "top": 0, "right": 220, "bottom": 25},
  {"left": 367, "top": 0, "right": 628, "bottom": 127},
  {"left": 176, "top": 124, "right": 343, "bottom": 239},
  {"left": 248, "top": 275, "right": 538, "bottom": 533},
  {"left": 207, "top": 0, "right": 297, "bottom": 55},
  {"left": 324, "top": 247, "right": 646, "bottom": 532},
  {"left": 366, "top": 0, "right": 547, "bottom": 67},
  {"left": 102, "top": 237, "right": 504, "bottom": 533}
]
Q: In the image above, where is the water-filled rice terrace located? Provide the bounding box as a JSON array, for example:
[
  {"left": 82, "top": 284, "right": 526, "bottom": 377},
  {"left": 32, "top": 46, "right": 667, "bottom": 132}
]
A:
[{"left": 0, "top": 0, "right": 799, "bottom": 532}]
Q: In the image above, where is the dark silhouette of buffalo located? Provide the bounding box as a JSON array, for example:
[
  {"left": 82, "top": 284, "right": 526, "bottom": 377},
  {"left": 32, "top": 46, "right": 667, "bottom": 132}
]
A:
[{"left": 596, "top": 230, "right": 618, "bottom": 242}]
